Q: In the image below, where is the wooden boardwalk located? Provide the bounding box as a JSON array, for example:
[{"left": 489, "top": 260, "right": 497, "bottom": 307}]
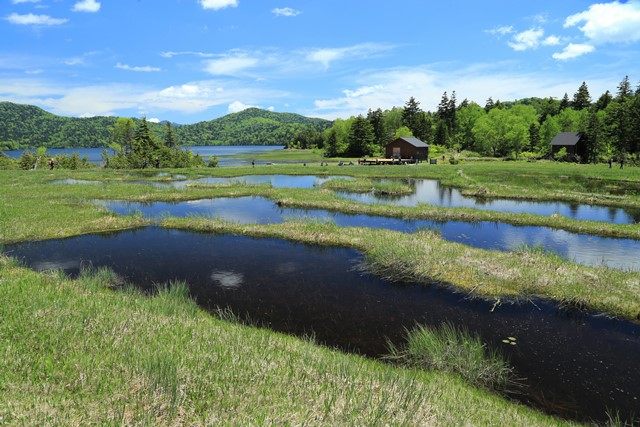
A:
[{"left": 358, "top": 158, "right": 419, "bottom": 165}]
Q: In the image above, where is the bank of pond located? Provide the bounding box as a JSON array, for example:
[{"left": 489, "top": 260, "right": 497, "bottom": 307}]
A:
[
  {"left": 4, "top": 227, "right": 639, "bottom": 424},
  {"left": 96, "top": 196, "right": 640, "bottom": 271},
  {"left": 52, "top": 174, "right": 640, "bottom": 225}
]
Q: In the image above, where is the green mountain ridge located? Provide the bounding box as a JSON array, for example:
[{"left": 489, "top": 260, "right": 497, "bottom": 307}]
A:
[{"left": 0, "top": 102, "right": 331, "bottom": 149}]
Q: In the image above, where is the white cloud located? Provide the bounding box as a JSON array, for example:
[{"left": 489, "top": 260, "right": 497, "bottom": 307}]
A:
[
  {"left": 272, "top": 7, "right": 301, "bottom": 17},
  {"left": 199, "top": 0, "right": 238, "bottom": 11},
  {"left": 204, "top": 54, "right": 258, "bottom": 75},
  {"left": 64, "top": 57, "right": 85, "bottom": 66},
  {"left": 5, "top": 13, "right": 68, "bottom": 26},
  {"left": 228, "top": 100, "right": 259, "bottom": 113},
  {"left": 310, "top": 64, "right": 619, "bottom": 119},
  {"left": 0, "top": 77, "right": 285, "bottom": 117},
  {"left": 72, "top": 0, "right": 100, "bottom": 13},
  {"left": 305, "top": 43, "right": 394, "bottom": 69},
  {"left": 486, "top": 25, "right": 514, "bottom": 36},
  {"left": 160, "top": 51, "right": 215, "bottom": 58},
  {"left": 115, "top": 63, "right": 161, "bottom": 72},
  {"left": 542, "top": 35, "right": 561, "bottom": 46},
  {"left": 552, "top": 43, "right": 595, "bottom": 60},
  {"left": 148, "top": 117, "right": 161, "bottom": 123},
  {"left": 564, "top": 1, "right": 640, "bottom": 44},
  {"left": 508, "top": 28, "right": 544, "bottom": 51}
]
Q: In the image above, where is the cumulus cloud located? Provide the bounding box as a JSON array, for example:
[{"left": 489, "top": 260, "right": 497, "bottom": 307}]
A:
[
  {"left": 485, "top": 25, "right": 514, "bottom": 36},
  {"left": 72, "top": 0, "right": 101, "bottom": 12},
  {"left": 305, "top": 43, "right": 394, "bottom": 69},
  {"left": 272, "top": 7, "right": 301, "bottom": 17},
  {"left": 115, "top": 63, "right": 161, "bottom": 72},
  {"left": 542, "top": 35, "right": 561, "bottom": 46},
  {"left": 203, "top": 54, "right": 258, "bottom": 75},
  {"left": 228, "top": 100, "right": 259, "bottom": 113},
  {"left": 5, "top": 13, "right": 68, "bottom": 26},
  {"left": 148, "top": 117, "right": 161, "bottom": 123},
  {"left": 310, "top": 64, "right": 619, "bottom": 119},
  {"left": 199, "top": 0, "right": 238, "bottom": 10},
  {"left": 552, "top": 43, "right": 595, "bottom": 60},
  {"left": 0, "top": 77, "right": 285, "bottom": 117},
  {"left": 508, "top": 28, "right": 544, "bottom": 51},
  {"left": 564, "top": 1, "right": 640, "bottom": 44}
]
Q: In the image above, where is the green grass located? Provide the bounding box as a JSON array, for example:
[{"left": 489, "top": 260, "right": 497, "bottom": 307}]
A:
[
  {"left": 388, "top": 324, "right": 514, "bottom": 391},
  {"left": 162, "top": 218, "right": 640, "bottom": 322},
  {"left": 0, "top": 257, "right": 571, "bottom": 425},
  {"left": 321, "top": 177, "right": 415, "bottom": 196}
]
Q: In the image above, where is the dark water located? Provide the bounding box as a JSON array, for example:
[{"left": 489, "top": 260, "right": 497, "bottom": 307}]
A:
[
  {"left": 4, "top": 227, "right": 639, "bottom": 423},
  {"left": 3, "top": 145, "right": 284, "bottom": 167},
  {"left": 97, "top": 196, "right": 640, "bottom": 271},
  {"left": 338, "top": 179, "right": 640, "bottom": 224}
]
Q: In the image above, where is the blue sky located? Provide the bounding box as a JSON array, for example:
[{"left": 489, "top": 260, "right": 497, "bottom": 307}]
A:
[{"left": 1, "top": 0, "right": 639, "bottom": 123}]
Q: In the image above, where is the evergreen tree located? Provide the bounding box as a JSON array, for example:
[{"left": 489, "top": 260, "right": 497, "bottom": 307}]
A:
[
  {"left": 447, "top": 91, "right": 457, "bottom": 132},
  {"left": 413, "top": 112, "right": 433, "bottom": 144},
  {"left": 559, "top": 93, "right": 570, "bottom": 110},
  {"left": 109, "top": 118, "right": 135, "bottom": 154},
  {"left": 164, "top": 122, "right": 177, "bottom": 147},
  {"left": 484, "top": 97, "right": 494, "bottom": 112},
  {"left": 595, "top": 91, "right": 613, "bottom": 111},
  {"left": 458, "top": 98, "right": 470, "bottom": 109},
  {"left": 528, "top": 123, "right": 540, "bottom": 152},
  {"left": 401, "top": 97, "right": 422, "bottom": 130},
  {"left": 628, "top": 95, "right": 640, "bottom": 154},
  {"left": 366, "top": 108, "right": 386, "bottom": 148},
  {"left": 572, "top": 82, "right": 591, "bottom": 110},
  {"left": 583, "top": 110, "right": 601, "bottom": 163},
  {"left": 131, "top": 118, "right": 158, "bottom": 168},
  {"left": 617, "top": 75, "right": 632, "bottom": 101},
  {"left": 346, "top": 115, "right": 376, "bottom": 157},
  {"left": 437, "top": 92, "right": 450, "bottom": 119},
  {"left": 324, "top": 128, "right": 339, "bottom": 157},
  {"left": 434, "top": 120, "right": 449, "bottom": 146}
]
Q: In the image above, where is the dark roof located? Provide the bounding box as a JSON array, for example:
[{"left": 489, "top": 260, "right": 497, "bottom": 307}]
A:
[
  {"left": 390, "top": 137, "right": 429, "bottom": 148},
  {"left": 550, "top": 132, "right": 581, "bottom": 146}
]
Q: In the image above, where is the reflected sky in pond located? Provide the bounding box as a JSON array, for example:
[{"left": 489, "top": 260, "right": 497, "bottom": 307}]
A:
[
  {"left": 338, "top": 179, "right": 640, "bottom": 224},
  {"left": 98, "top": 196, "right": 640, "bottom": 271}
]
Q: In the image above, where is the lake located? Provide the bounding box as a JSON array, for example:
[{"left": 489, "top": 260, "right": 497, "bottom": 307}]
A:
[
  {"left": 97, "top": 196, "right": 640, "bottom": 271},
  {"left": 2, "top": 145, "right": 285, "bottom": 167},
  {"left": 5, "top": 227, "right": 639, "bottom": 423}
]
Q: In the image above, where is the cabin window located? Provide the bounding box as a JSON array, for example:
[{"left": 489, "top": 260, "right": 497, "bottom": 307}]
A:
[{"left": 392, "top": 147, "right": 401, "bottom": 157}]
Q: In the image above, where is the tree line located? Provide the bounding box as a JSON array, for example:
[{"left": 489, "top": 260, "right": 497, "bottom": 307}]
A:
[{"left": 300, "top": 76, "right": 640, "bottom": 163}]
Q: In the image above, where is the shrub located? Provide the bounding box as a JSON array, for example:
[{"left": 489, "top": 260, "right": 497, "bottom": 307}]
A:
[
  {"left": 389, "top": 323, "right": 513, "bottom": 391},
  {"left": 208, "top": 156, "right": 219, "bottom": 168},
  {"left": 448, "top": 156, "right": 460, "bottom": 165},
  {"left": 554, "top": 147, "right": 568, "bottom": 162}
]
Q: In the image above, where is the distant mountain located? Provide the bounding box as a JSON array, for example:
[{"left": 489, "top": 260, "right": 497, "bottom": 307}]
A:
[
  {"left": 0, "top": 102, "right": 331, "bottom": 149},
  {"left": 175, "top": 108, "right": 331, "bottom": 146}
]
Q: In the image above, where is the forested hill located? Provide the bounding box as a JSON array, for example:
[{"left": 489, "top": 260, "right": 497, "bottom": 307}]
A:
[
  {"left": 174, "top": 108, "right": 331, "bottom": 146},
  {"left": 0, "top": 102, "right": 331, "bottom": 149}
]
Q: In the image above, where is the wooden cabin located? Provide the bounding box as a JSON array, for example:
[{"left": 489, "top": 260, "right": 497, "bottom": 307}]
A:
[
  {"left": 385, "top": 137, "right": 429, "bottom": 161},
  {"left": 550, "top": 132, "right": 586, "bottom": 161}
]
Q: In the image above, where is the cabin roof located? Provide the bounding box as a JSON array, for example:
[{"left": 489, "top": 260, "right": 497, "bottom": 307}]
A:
[
  {"left": 550, "top": 132, "right": 581, "bottom": 146},
  {"left": 391, "top": 137, "right": 429, "bottom": 148}
]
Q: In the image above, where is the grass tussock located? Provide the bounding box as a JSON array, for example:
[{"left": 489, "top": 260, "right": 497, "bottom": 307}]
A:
[
  {"left": 388, "top": 324, "right": 514, "bottom": 391},
  {"left": 161, "top": 218, "right": 640, "bottom": 322},
  {"left": 321, "top": 177, "right": 414, "bottom": 196},
  {"left": 0, "top": 259, "right": 568, "bottom": 425}
]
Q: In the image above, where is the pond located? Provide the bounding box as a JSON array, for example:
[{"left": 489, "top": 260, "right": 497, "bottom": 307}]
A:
[
  {"left": 97, "top": 196, "right": 640, "bottom": 271},
  {"left": 337, "top": 178, "right": 640, "bottom": 224},
  {"left": 4, "top": 227, "right": 639, "bottom": 423},
  {"left": 142, "top": 174, "right": 352, "bottom": 189},
  {"left": 3, "top": 145, "right": 285, "bottom": 167}
]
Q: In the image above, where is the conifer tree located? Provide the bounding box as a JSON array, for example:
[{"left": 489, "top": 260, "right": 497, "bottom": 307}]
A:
[
  {"left": 164, "top": 122, "right": 177, "bottom": 148},
  {"left": 366, "top": 108, "right": 386, "bottom": 148},
  {"left": 559, "top": 93, "right": 570, "bottom": 110},
  {"left": 346, "top": 115, "right": 375, "bottom": 157},
  {"left": 595, "top": 90, "right": 613, "bottom": 111},
  {"left": 617, "top": 75, "right": 632, "bottom": 101},
  {"left": 484, "top": 97, "right": 494, "bottom": 112},
  {"left": 572, "top": 82, "right": 591, "bottom": 110}
]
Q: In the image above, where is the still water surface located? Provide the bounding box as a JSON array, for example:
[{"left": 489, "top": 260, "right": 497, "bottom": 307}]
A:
[
  {"left": 98, "top": 196, "right": 640, "bottom": 271},
  {"left": 338, "top": 178, "right": 640, "bottom": 224},
  {"left": 5, "top": 227, "right": 639, "bottom": 423}
]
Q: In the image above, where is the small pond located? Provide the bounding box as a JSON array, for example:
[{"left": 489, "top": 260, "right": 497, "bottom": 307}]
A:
[
  {"left": 147, "top": 174, "right": 352, "bottom": 189},
  {"left": 337, "top": 178, "right": 640, "bottom": 224},
  {"left": 98, "top": 197, "right": 640, "bottom": 271},
  {"left": 4, "top": 227, "right": 639, "bottom": 423}
]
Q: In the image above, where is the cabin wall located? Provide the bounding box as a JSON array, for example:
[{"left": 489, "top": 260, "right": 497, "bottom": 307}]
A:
[{"left": 385, "top": 140, "right": 428, "bottom": 160}]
